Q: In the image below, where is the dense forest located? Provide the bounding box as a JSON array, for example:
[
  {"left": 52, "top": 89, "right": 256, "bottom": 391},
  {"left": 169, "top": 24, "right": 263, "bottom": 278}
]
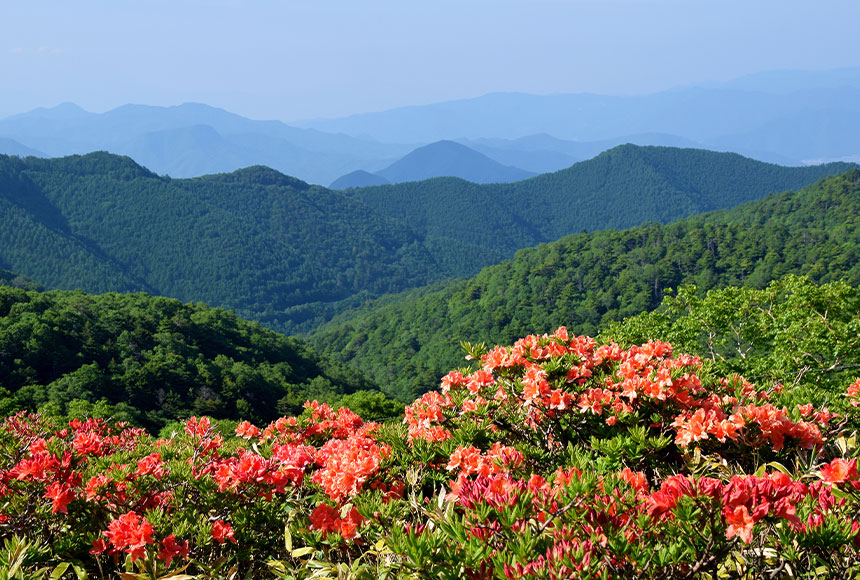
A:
[
  {"left": 348, "top": 145, "right": 856, "bottom": 261},
  {"left": 310, "top": 169, "right": 860, "bottom": 401},
  {"left": 0, "top": 286, "right": 401, "bottom": 431},
  {"left": 0, "top": 147, "right": 853, "bottom": 334}
]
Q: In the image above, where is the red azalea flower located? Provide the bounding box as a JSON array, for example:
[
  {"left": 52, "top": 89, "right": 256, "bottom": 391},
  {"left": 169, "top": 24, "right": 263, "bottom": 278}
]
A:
[
  {"left": 103, "top": 511, "right": 154, "bottom": 562},
  {"left": 309, "top": 503, "right": 341, "bottom": 536},
  {"left": 725, "top": 505, "right": 755, "bottom": 543},
  {"left": 211, "top": 520, "right": 237, "bottom": 544},
  {"left": 44, "top": 481, "right": 76, "bottom": 514},
  {"left": 157, "top": 534, "right": 190, "bottom": 567}
]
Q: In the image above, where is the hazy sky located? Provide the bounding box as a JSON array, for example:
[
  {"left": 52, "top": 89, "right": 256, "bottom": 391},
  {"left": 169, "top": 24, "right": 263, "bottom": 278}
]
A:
[{"left": 3, "top": 0, "right": 860, "bottom": 121}]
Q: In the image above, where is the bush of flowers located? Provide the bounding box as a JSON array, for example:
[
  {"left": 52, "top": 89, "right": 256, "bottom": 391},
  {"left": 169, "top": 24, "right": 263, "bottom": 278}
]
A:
[{"left": 1, "top": 328, "right": 860, "bottom": 578}]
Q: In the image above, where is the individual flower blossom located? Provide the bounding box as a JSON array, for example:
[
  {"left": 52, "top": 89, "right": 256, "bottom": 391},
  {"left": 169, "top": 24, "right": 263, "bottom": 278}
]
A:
[
  {"left": 135, "top": 452, "right": 167, "bottom": 479},
  {"left": 103, "top": 511, "right": 154, "bottom": 562},
  {"left": 235, "top": 420, "right": 261, "bottom": 439},
  {"left": 724, "top": 505, "right": 755, "bottom": 543},
  {"left": 44, "top": 481, "right": 76, "bottom": 514},
  {"left": 338, "top": 506, "right": 365, "bottom": 540},
  {"left": 157, "top": 535, "right": 190, "bottom": 567},
  {"left": 89, "top": 537, "right": 109, "bottom": 556},
  {"left": 309, "top": 503, "right": 340, "bottom": 535},
  {"left": 820, "top": 458, "right": 858, "bottom": 485},
  {"left": 211, "top": 520, "right": 237, "bottom": 544}
]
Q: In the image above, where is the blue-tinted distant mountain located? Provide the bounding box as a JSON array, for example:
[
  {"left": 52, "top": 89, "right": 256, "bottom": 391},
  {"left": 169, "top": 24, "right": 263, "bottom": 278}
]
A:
[
  {"left": 0, "top": 103, "right": 413, "bottom": 184},
  {"left": 461, "top": 133, "right": 704, "bottom": 173},
  {"left": 330, "top": 170, "right": 391, "bottom": 189},
  {"left": 298, "top": 87, "right": 860, "bottom": 144},
  {"left": 0, "top": 138, "right": 45, "bottom": 158},
  {"left": 712, "top": 108, "right": 860, "bottom": 162},
  {"left": 698, "top": 66, "right": 860, "bottom": 94},
  {"left": 376, "top": 140, "right": 535, "bottom": 184},
  {"left": 118, "top": 125, "right": 252, "bottom": 177},
  {"left": 296, "top": 69, "right": 860, "bottom": 163}
]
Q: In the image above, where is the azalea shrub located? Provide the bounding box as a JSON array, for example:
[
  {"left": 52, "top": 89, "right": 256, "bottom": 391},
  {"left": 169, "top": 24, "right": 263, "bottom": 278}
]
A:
[{"left": 1, "top": 330, "right": 860, "bottom": 579}]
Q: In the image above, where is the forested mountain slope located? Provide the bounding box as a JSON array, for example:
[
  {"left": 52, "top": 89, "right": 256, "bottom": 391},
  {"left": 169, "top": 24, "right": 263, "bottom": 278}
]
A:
[
  {"left": 310, "top": 170, "right": 860, "bottom": 401},
  {"left": 0, "top": 149, "right": 852, "bottom": 335},
  {"left": 348, "top": 145, "right": 856, "bottom": 263},
  {"left": 0, "top": 154, "right": 458, "bottom": 332},
  {"left": 0, "top": 287, "right": 400, "bottom": 431}
]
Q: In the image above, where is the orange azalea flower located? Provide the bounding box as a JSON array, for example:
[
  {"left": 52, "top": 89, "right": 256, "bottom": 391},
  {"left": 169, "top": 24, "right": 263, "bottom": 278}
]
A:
[
  {"left": 44, "top": 481, "right": 75, "bottom": 514},
  {"left": 725, "top": 505, "right": 755, "bottom": 543},
  {"left": 820, "top": 458, "right": 858, "bottom": 485}
]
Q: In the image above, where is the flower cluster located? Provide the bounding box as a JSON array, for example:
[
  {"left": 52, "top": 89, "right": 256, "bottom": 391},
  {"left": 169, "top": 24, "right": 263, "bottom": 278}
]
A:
[{"left": 0, "top": 333, "right": 858, "bottom": 578}]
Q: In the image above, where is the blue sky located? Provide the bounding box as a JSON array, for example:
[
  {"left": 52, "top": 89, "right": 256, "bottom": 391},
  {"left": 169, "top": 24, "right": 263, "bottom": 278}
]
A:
[{"left": 3, "top": 0, "right": 860, "bottom": 121}]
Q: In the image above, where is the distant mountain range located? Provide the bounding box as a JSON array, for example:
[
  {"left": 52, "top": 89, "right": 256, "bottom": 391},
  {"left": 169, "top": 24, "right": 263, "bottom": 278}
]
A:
[
  {"left": 0, "top": 102, "right": 412, "bottom": 185},
  {"left": 0, "top": 146, "right": 853, "bottom": 335},
  {"left": 298, "top": 67, "right": 860, "bottom": 164},
  {"left": 0, "top": 137, "right": 44, "bottom": 158},
  {"left": 2, "top": 67, "right": 859, "bottom": 183}
]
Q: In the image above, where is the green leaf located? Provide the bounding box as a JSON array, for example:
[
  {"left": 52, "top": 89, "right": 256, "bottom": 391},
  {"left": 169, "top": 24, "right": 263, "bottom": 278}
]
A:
[{"left": 291, "top": 546, "right": 315, "bottom": 558}]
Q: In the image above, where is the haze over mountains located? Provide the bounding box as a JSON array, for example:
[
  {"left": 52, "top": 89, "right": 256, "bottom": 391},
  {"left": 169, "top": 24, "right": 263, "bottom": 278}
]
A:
[
  {"left": 1, "top": 67, "right": 859, "bottom": 184},
  {"left": 299, "top": 67, "right": 860, "bottom": 165},
  {"left": 0, "top": 102, "right": 412, "bottom": 185}
]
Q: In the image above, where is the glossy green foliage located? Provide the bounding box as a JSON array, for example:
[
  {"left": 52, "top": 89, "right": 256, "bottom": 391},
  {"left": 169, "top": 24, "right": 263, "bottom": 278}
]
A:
[{"left": 604, "top": 276, "right": 860, "bottom": 417}]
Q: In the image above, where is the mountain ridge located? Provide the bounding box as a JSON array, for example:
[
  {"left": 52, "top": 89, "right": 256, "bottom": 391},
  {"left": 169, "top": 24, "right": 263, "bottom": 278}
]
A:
[{"left": 0, "top": 146, "right": 854, "bottom": 336}]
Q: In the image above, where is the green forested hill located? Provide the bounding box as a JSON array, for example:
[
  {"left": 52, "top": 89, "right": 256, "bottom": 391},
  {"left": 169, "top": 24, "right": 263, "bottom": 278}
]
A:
[
  {"left": 310, "top": 170, "right": 860, "bottom": 401},
  {"left": 0, "top": 149, "right": 853, "bottom": 335},
  {"left": 0, "top": 287, "right": 400, "bottom": 431},
  {"left": 0, "top": 154, "right": 454, "bottom": 332},
  {"left": 348, "top": 145, "right": 856, "bottom": 263},
  {"left": 0, "top": 268, "right": 41, "bottom": 290}
]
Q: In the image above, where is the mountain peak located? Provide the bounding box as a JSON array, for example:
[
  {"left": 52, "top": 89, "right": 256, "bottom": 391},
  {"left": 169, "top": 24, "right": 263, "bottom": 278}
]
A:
[
  {"left": 18, "top": 102, "right": 89, "bottom": 120},
  {"left": 330, "top": 170, "right": 390, "bottom": 189},
  {"left": 203, "top": 165, "right": 311, "bottom": 190},
  {"left": 376, "top": 140, "right": 535, "bottom": 184}
]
